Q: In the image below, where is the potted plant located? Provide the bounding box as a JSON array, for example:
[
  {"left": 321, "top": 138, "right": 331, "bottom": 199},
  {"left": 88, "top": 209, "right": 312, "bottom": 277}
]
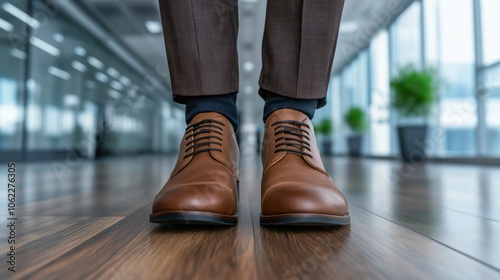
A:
[
  {"left": 314, "top": 118, "right": 333, "bottom": 156},
  {"left": 344, "top": 107, "right": 367, "bottom": 157},
  {"left": 390, "top": 65, "right": 439, "bottom": 163}
]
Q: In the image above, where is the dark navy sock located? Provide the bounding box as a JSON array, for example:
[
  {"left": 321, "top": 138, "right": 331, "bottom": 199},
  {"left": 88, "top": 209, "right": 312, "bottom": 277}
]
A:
[
  {"left": 184, "top": 92, "right": 239, "bottom": 132},
  {"left": 260, "top": 88, "right": 320, "bottom": 122}
]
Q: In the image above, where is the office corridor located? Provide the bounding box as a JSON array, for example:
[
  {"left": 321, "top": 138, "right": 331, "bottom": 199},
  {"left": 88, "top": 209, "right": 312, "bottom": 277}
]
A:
[{"left": 1, "top": 156, "right": 499, "bottom": 279}]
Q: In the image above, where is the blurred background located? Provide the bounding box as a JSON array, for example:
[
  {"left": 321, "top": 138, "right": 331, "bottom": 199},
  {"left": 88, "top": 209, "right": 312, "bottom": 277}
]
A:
[{"left": 0, "top": 0, "right": 499, "bottom": 162}]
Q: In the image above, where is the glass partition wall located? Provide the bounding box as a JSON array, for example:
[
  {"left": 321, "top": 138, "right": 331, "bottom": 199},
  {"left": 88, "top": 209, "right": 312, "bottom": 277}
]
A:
[
  {"left": 0, "top": 0, "right": 28, "bottom": 151},
  {"left": 328, "top": 0, "right": 500, "bottom": 159},
  {"left": 0, "top": 0, "right": 181, "bottom": 160},
  {"left": 479, "top": 0, "right": 500, "bottom": 156}
]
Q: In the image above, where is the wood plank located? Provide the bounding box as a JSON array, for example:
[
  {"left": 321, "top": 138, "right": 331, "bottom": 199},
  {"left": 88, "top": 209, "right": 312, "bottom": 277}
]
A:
[
  {"left": 6, "top": 157, "right": 170, "bottom": 216},
  {"left": 16, "top": 175, "right": 163, "bottom": 216},
  {"left": 349, "top": 197, "right": 500, "bottom": 270},
  {"left": 13, "top": 156, "right": 174, "bottom": 206},
  {"left": 22, "top": 205, "right": 257, "bottom": 280},
  {"left": 323, "top": 158, "right": 500, "bottom": 270},
  {"left": 1, "top": 155, "right": 498, "bottom": 279},
  {"left": 325, "top": 158, "right": 500, "bottom": 221},
  {"left": 240, "top": 159, "right": 500, "bottom": 279},
  {"left": 0, "top": 216, "right": 122, "bottom": 279},
  {"left": 22, "top": 173, "right": 259, "bottom": 280},
  {"left": 251, "top": 205, "right": 500, "bottom": 280}
]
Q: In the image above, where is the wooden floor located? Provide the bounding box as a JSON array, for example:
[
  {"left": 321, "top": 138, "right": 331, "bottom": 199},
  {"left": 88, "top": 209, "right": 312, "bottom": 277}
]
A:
[{"left": 1, "top": 154, "right": 499, "bottom": 279}]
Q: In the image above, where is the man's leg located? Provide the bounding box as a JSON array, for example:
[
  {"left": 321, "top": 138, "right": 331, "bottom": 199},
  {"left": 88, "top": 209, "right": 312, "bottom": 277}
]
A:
[
  {"left": 259, "top": 0, "right": 344, "bottom": 120},
  {"left": 150, "top": 0, "right": 240, "bottom": 225},
  {"left": 159, "top": 0, "right": 239, "bottom": 130},
  {"left": 259, "top": 0, "right": 350, "bottom": 226}
]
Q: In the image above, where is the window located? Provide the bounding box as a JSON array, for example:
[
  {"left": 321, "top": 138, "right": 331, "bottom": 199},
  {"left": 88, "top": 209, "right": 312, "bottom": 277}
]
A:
[
  {"left": 424, "top": 0, "right": 476, "bottom": 156},
  {"left": 25, "top": 2, "right": 161, "bottom": 153},
  {"left": 335, "top": 51, "right": 369, "bottom": 154},
  {"left": 0, "top": 0, "right": 180, "bottom": 157},
  {"left": 330, "top": 76, "right": 343, "bottom": 153},
  {"left": 480, "top": 0, "right": 500, "bottom": 156},
  {"left": 369, "top": 31, "right": 391, "bottom": 156},
  {"left": 390, "top": 1, "right": 422, "bottom": 71},
  {"left": 332, "top": 0, "right": 499, "bottom": 159},
  {"left": 480, "top": 0, "right": 500, "bottom": 66},
  {"left": 0, "top": 0, "right": 28, "bottom": 150}
]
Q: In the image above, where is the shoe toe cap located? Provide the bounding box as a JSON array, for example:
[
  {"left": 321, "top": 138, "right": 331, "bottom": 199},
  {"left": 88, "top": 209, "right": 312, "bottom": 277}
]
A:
[
  {"left": 152, "top": 183, "right": 236, "bottom": 215},
  {"left": 261, "top": 183, "right": 348, "bottom": 216}
]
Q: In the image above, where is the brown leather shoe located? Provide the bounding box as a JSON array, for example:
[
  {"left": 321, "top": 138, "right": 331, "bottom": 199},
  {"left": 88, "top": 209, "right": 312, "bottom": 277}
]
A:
[
  {"left": 150, "top": 112, "right": 239, "bottom": 225},
  {"left": 260, "top": 109, "right": 350, "bottom": 226}
]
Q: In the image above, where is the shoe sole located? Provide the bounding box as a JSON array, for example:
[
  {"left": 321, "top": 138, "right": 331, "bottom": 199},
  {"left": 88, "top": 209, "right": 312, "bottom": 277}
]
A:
[
  {"left": 260, "top": 213, "right": 350, "bottom": 226},
  {"left": 150, "top": 211, "right": 238, "bottom": 225}
]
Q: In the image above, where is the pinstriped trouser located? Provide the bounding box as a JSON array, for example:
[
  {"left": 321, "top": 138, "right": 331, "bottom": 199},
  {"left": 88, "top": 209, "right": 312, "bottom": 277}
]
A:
[{"left": 159, "top": 0, "right": 345, "bottom": 105}]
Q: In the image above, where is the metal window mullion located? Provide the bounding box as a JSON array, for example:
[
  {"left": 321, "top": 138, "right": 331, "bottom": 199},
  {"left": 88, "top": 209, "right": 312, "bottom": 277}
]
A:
[
  {"left": 419, "top": 0, "right": 426, "bottom": 69},
  {"left": 473, "top": 0, "right": 487, "bottom": 156}
]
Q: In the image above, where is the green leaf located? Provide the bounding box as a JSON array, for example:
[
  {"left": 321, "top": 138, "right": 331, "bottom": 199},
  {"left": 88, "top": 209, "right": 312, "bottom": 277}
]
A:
[
  {"left": 314, "top": 118, "right": 333, "bottom": 136},
  {"left": 390, "top": 64, "right": 440, "bottom": 118},
  {"left": 344, "top": 107, "right": 367, "bottom": 133}
]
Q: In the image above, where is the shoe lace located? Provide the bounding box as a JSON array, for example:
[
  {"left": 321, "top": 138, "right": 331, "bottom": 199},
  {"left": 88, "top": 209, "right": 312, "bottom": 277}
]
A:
[
  {"left": 183, "top": 119, "right": 225, "bottom": 159},
  {"left": 271, "top": 120, "right": 313, "bottom": 158}
]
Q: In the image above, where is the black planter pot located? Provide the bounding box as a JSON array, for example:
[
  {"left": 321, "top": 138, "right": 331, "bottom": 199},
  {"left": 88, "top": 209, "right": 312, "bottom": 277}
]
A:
[
  {"left": 321, "top": 140, "right": 333, "bottom": 156},
  {"left": 397, "top": 125, "right": 428, "bottom": 163},
  {"left": 347, "top": 136, "right": 362, "bottom": 157}
]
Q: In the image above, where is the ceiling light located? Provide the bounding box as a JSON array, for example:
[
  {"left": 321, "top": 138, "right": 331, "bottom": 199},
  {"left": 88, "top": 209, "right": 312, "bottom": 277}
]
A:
[
  {"left": 2, "top": 2, "right": 40, "bottom": 29},
  {"left": 27, "top": 79, "right": 37, "bottom": 92},
  {"left": 243, "top": 61, "right": 254, "bottom": 72},
  {"left": 107, "top": 67, "right": 120, "bottom": 78},
  {"left": 340, "top": 21, "right": 359, "bottom": 34},
  {"left": 72, "top": 61, "right": 87, "bottom": 72},
  {"left": 64, "top": 95, "right": 80, "bottom": 107},
  {"left": 95, "top": 72, "right": 109, "bottom": 83},
  {"left": 30, "top": 37, "right": 60, "bottom": 56},
  {"left": 74, "top": 46, "right": 86, "bottom": 56},
  {"left": 108, "top": 89, "right": 121, "bottom": 99},
  {"left": 243, "top": 85, "right": 253, "bottom": 95},
  {"left": 111, "top": 80, "right": 124, "bottom": 91},
  {"left": 53, "top": 33, "right": 64, "bottom": 43},
  {"left": 0, "top": 17, "right": 14, "bottom": 32},
  {"left": 10, "top": 48, "right": 26, "bottom": 60},
  {"left": 88, "top": 56, "right": 103, "bottom": 69},
  {"left": 119, "top": 76, "right": 131, "bottom": 86},
  {"left": 127, "top": 88, "right": 137, "bottom": 98},
  {"left": 48, "top": 66, "right": 71, "bottom": 80},
  {"left": 145, "top": 21, "right": 162, "bottom": 34}
]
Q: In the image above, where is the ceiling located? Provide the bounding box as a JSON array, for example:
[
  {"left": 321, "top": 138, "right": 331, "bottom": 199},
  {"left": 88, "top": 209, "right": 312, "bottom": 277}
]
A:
[{"left": 75, "top": 0, "right": 413, "bottom": 123}]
